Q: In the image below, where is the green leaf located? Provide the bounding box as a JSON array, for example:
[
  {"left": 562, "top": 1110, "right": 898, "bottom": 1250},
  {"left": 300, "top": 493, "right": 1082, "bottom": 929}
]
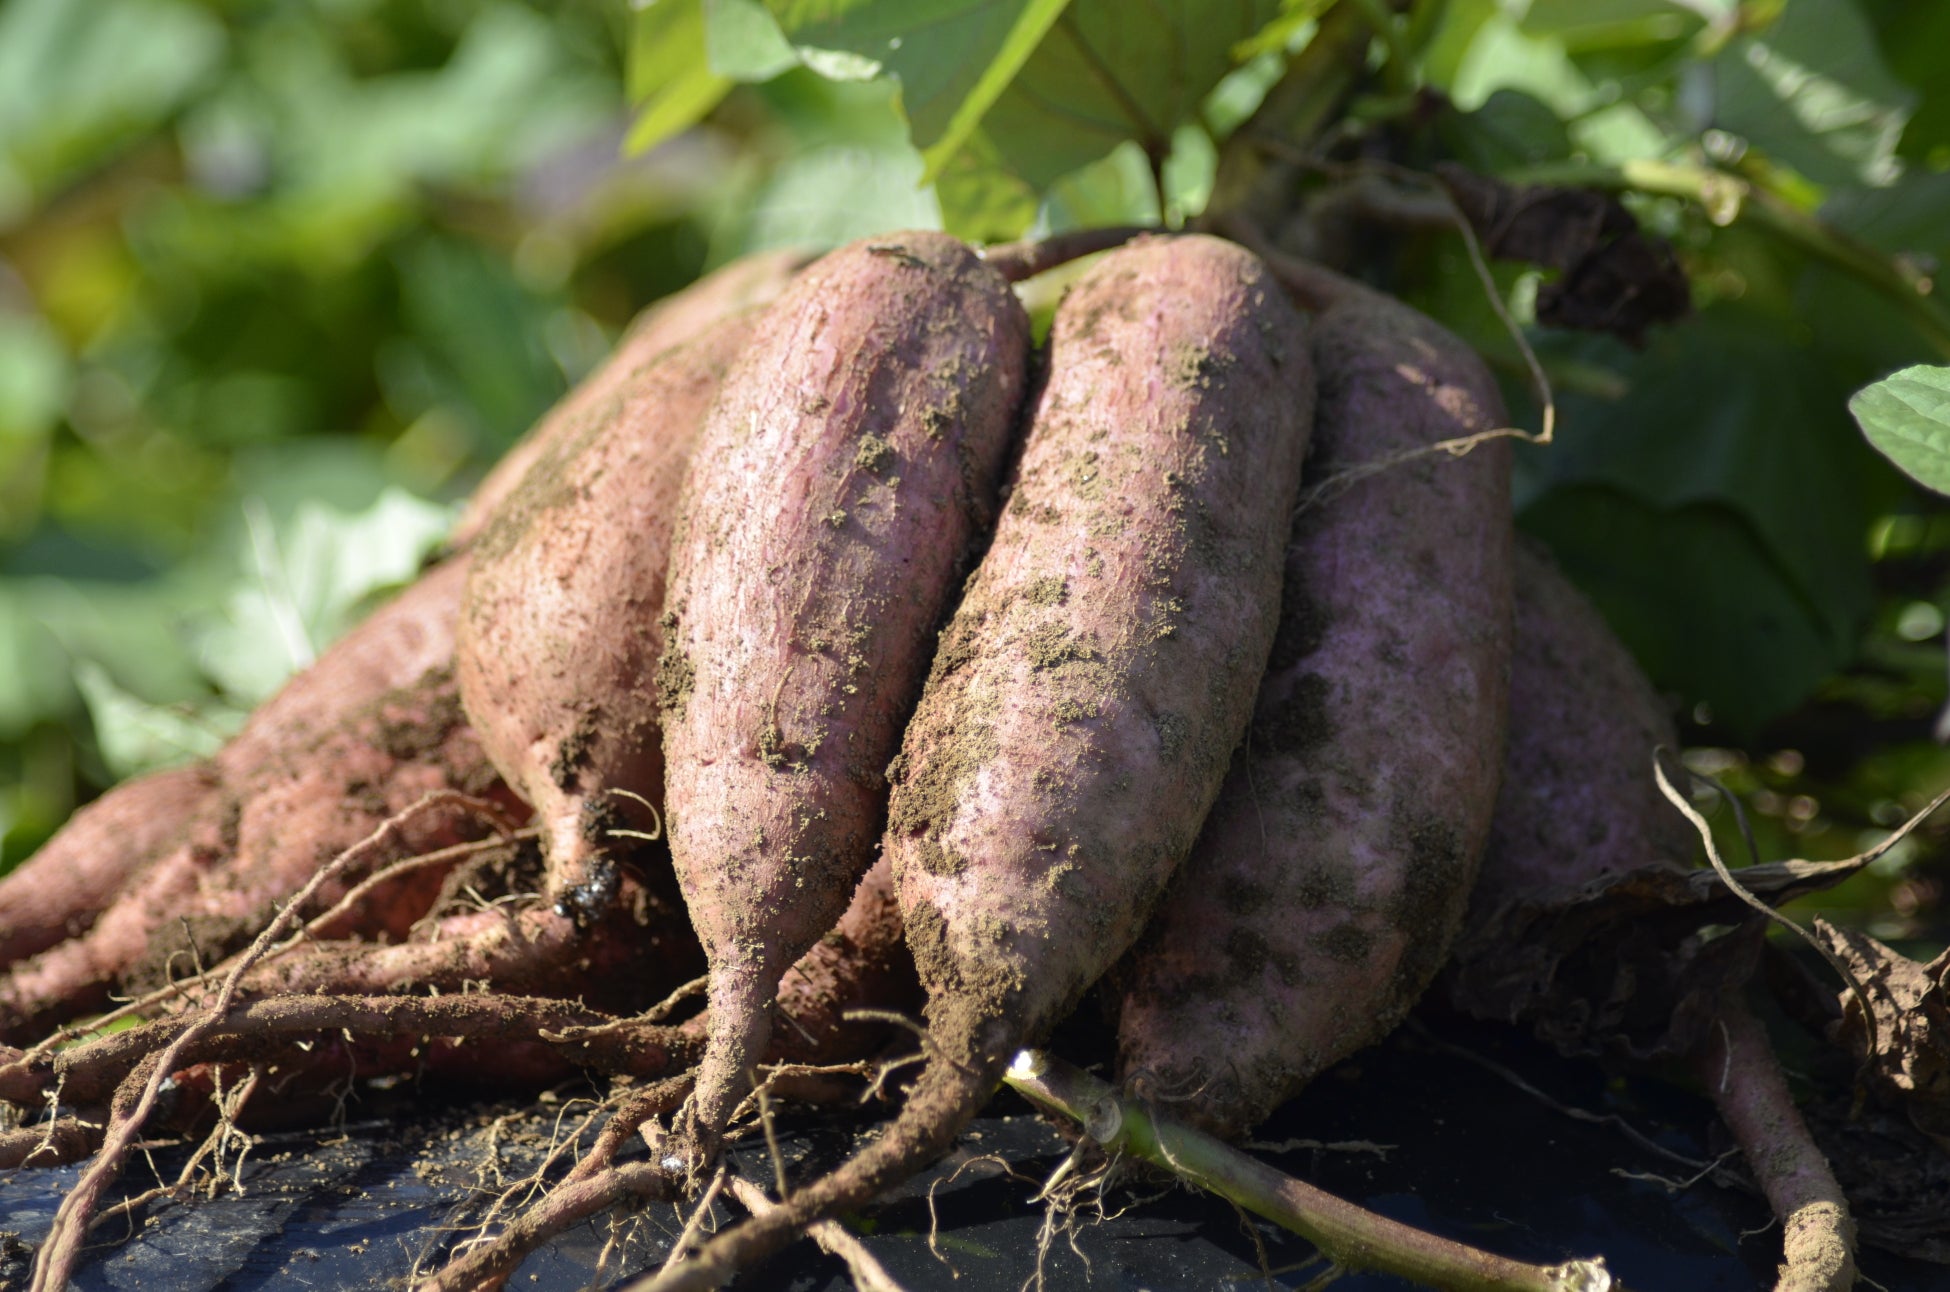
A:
[
  {"left": 0, "top": 313, "right": 69, "bottom": 445},
  {"left": 974, "top": 0, "right": 1283, "bottom": 191},
  {"left": 1038, "top": 141, "right": 1159, "bottom": 233},
  {"left": 0, "top": 589, "right": 75, "bottom": 738},
  {"left": 917, "top": 0, "right": 1073, "bottom": 180},
  {"left": 723, "top": 74, "right": 942, "bottom": 253},
  {"left": 196, "top": 488, "right": 453, "bottom": 705},
  {"left": 1518, "top": 0, "right": 1703, "bottom": 53},
  {"left": 0, "top": 0, "right": 225, "bottom": 223},
  {"left": 1440, "top": 87, "right": 1575, "bottom": 171},
  {"left": 762, "top": 1, "right": 1073, "bottom": 173},
  {"left": 934, "top": 131, "right": 1040, "bottom": 242},
  {"left": 1527, "top": 307, "right": 1894, "bottom": 660},
  {"left": 1441, "top": 3, "right": 1593, "bottom": 116},
  {"left": 628, "top": 0, "right": 735, "bottom": 154},
  {"left": 393, "top": 234, "right": 566, "bottom": 449},
  {"left": 731, "top": 141, "right": 944, "bottom": 253},
  {"left": 74, "top": 660, "right": 239, "bottom": 779},
  {"left": 1713, "top": 0, "right": 1913, "bottom": 188},
  {"left": 1521, "top": 488, "right": 1843, "bottom": 735},
  {"left": 1822, "top": 168, "right": 1950, "bottom": 263},
  {"left": 705, "top": 0, "right": 800, "bottom": 81},
  {"left": 1859, "top": 0, "right": 1950, "bottom": 165},
  {"left": 1850, "top": 365, "right": 1950, "bottom": 495}
]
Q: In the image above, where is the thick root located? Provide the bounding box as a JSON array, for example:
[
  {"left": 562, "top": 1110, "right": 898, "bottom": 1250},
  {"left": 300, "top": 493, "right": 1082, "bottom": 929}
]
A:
[
  {"left": 647, "top": 1050, "right": 1002, "bottom": 1291},
  {"left": 1696, "top": 995, "right": 1857, "bottom": 1292}
]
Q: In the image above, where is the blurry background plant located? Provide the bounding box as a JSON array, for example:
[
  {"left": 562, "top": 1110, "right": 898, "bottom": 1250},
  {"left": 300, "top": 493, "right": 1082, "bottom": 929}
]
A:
[{"left": 4, "top": 0, "right": 1950, "bottom": 960}]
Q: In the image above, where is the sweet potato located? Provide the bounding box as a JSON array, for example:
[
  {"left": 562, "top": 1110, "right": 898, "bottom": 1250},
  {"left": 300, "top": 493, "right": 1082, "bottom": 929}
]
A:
[
  {"left": 217, "top": 557, "right": 474, "bottom": 781},
  {"left": 649, "top": 233, "right": 1312, "bottom": 1290},
  {"left": 0, "top": 559, "right": 512, "bottom": 1041},
  {"left": 658, "top": 231, "right": 1030, "bottom": 1154},
  {"left": 1470, "top": 540, "right": 1695, "bottom": 910},
  {"left": 768, "top": 854, "right": 920, "bottom": 1069},
  {"left": 1443, "top": 541, "right": 1762, "bottom": 1056},
  {"left": 450, "top": 248, "right": 812, "bottom": 549},
  {"left": 246, "top": 867, "right": 700, "bottom": 1014},
  {"left": 456, "top": 309, "right": 765, "bottom": 924},
  {"left": 0, "top": 764, "right": 216, "bottom": 971},
  {"left": 1114, "top": 273, "right": 1513, "bottom": 1138},
  {"left": 1451, "top": 544, "right": 1856, "bottom": 1292}
]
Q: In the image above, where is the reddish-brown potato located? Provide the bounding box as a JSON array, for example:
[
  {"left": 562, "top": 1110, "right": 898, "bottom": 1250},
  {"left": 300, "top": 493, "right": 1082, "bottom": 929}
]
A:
[
  {"left": 0, "top": 764, "right": 216, "bottom": 972},
  {"left": 1114, "top": 280, "right": 1513, "bottom": 1138},
  {"left": 1464, "top": 541, "right": 1694, "bottom": 913},
  {"left": 769, "top": 855, "right": 920, "bottom": 1068},
  {"left": 659, "top": 231, "right": 1030, "bottom": 1154},
  {"left": 1449, "top": 543, "right": 1854, "bottom": 1292},
  {"left": 457, "top": 311, "right": 764, "bottom": 924},
  {"left": 451, "top": 248, "right": 811, "bottom": 548},
  {"left": 0, "top": 560, "right": 510, "bottom": 1041},
  {"left": 651, "top": 233, "right": 1313, "bottom": 1290}
]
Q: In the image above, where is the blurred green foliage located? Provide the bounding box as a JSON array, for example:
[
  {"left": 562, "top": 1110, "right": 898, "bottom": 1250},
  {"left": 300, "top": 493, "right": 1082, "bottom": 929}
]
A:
[
  {"left": 6, "top": 0, "right": 1950, "bottom": 957},
  {"left": 0, "top": 0, "right": 754, "bottom": 868}
]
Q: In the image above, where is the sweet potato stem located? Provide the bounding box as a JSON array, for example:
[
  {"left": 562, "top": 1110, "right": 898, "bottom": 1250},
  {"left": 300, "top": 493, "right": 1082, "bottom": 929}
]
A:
[
  {"left": 1693, "top": 996, "right": 1857, "bottom": 1292},
  {"left": 1005, "top": 1051, "right": 1613, "bottom": 1292},
  {"left": 980, "top": 226, "right": 1152, "bottom": 282}
]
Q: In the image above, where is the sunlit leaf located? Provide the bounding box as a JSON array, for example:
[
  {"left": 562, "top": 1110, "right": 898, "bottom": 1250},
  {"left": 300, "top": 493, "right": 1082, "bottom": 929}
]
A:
[
  {"left": 1519, "top": 0, "right": 1703, "bottom": 53},
  {"left": 934, "top": 131, "right": 1039, "bottom": 242},
  {"left": 1850, "top": 364, "right": 1950, "bottom": 496},
  {"left": 1713, "top": 0, "right": 1913, "bottom": 188},
  {"left": 628, "top": 0, "right": 734, "bottom": 154},
  {"left": 976, "top": 0, "right": 1284, "bottom": 190},
  {"left": 0, "top": 591, "right": 73, "bottom": 738},
  {"left": 731, "top": 140, "right": 943, "bottom": 254},
  {"left": 0, "top": 0, "right": 224, "bottom": 223},
  {"left": 195, "top": 489, "right": 454, "bottom": 706},
  {"left": 917, "top": 0, "right": 1073, "bottom": 180},
  {"left": 0, "top": 314, "right": 69, "bottom": 445},
  {"left": 1037, "top": 141, "right": 1160, "bottom": 233},
  {"left": 75, "top": 660, "right": 239, "bottom": 779},
  {"left": 761, "top": 1, "right": 1072, "bottom": 174},
  {"left": 705, "top": 0, "right": 800, "bottom": 81}
]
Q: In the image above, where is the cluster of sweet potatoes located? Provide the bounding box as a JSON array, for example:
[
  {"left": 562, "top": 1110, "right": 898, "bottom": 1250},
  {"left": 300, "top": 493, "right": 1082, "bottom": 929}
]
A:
[{"left": 0, "top": 230, "right": 1873, "bottom": 1292}]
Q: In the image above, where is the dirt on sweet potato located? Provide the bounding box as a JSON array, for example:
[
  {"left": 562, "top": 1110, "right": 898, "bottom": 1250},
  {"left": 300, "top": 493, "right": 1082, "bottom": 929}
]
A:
[
  {"left": 457, "top": 310, "right": 765, "bottom": 926},
  {"left": 659, "top": 231, "right": 1031, "bottom": 1157},
  {"left": 1113, "top": 273, "right": 1513, "bottom": 1138},
  {"left": 648, "top": 232, "right": 1312, "bottom": 1290}
]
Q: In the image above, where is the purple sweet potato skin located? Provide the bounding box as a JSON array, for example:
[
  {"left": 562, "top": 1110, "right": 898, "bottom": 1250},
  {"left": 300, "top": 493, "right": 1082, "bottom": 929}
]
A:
[
  {"left": 1114, "top": 289, "right": 1513, "bottom": 1138},
  {"left": 889, "top": 234, "right": 1313, "bottom": 1072},
  {"left": 641, "top": 234, "right": 1313, "bottom": 1290},
  {"left": 1471, "top": 541, "right": 1693, "bottom": 907},
  {"left": 770, "top": 855, "right": 920, "bottom": 1067},
  {"left": 0, "top": 764, "right": 217, "bottom": 971},
  {"left": 1440, "top": 540, "right": 1698, "bottom": 1033},
  {"left": 457, "top": 310, "right": 764, "bottom": 916},
  {"left": 659, "top": 232, "right": 1030, "bottom": 1136},
  {"left": 451, "top": 248, "right": 811, "bottom": 549}
]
